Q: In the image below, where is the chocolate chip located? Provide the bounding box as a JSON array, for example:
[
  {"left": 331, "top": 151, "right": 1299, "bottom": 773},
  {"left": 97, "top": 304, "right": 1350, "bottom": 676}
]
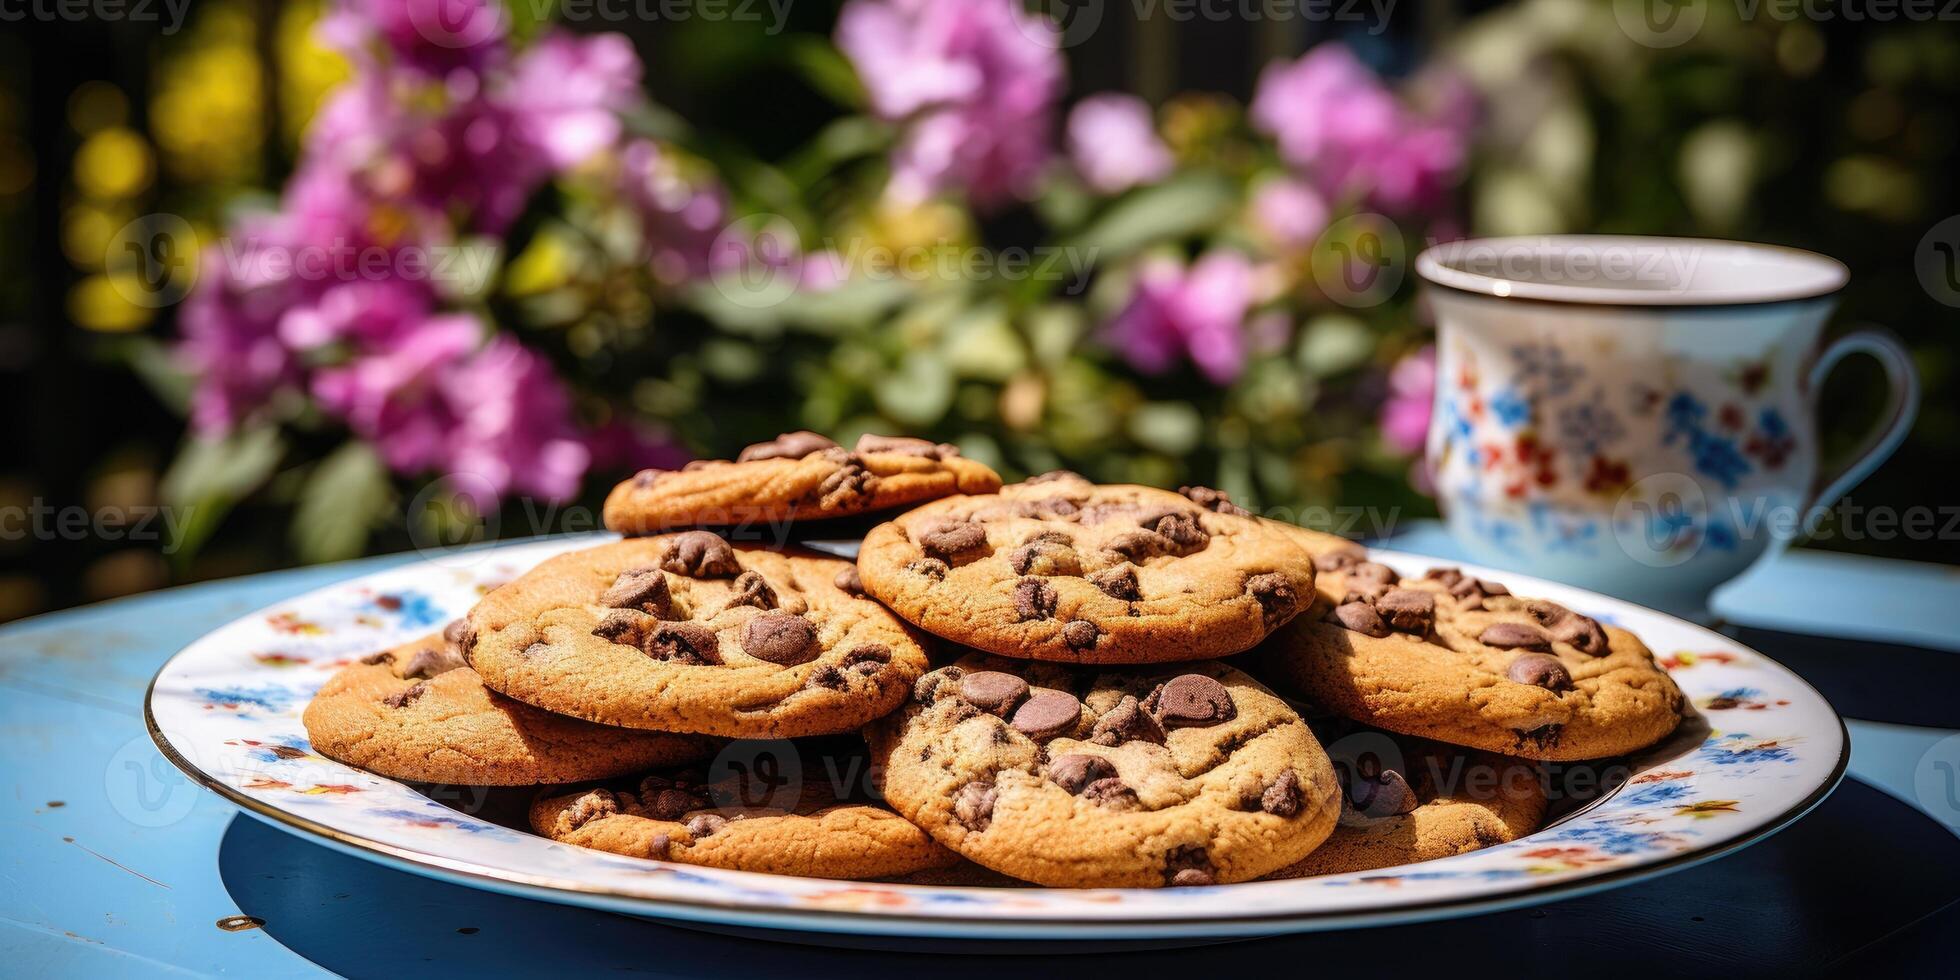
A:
[
  {"left": 1479, "top": 622, "right": 1551, "bottom": 651},
  {"left": 1350, "top": 561, "right": 1397, "bottom": 584},
  {"left": 740, "top": 611, "right": 820, "bottom": 666},
  {"left": 1245, "top": 572, "right": 1300, "bottom": 624},
  {"left": 442, "top": 617, "right": 473, "bottom": 649},
  {"left": 1082, "top": 777, "right": 1141, "bottom": 811},
  {"left": 631, "top": 469, "right": 663, "bottom": 488},
  {"left": 644, "top": 622, "right": 722, "bottom": 665},
  {"left": 1350, "top": 770, "right": 1418, "bottom": 818},
  {"left": 683, "top": 813, "right": 728, "bottom": 838},
  {"left": 561, "top": 790, "right": 618, "bottom": 831},
  {"left": 1330, "top": 601, "right": 1391, "bottom": 637},
  {"left": 806, "top": 666, "right": 847, "bottom": 690},
  {"left": 906, "top": 557, "right": 949, "bottom": 581},
  {"left": 1011, "top": 578, "right": 1058, "bottom": 621},
  {"left": 661, "top": 531, "right": 741, "bottom": 578},
  {"left": 1508, "top": 652, "right": 1573, "bottom": 690},
  {"left": 360, "top": 650, "right": 395, "bottom": 666},
  {"left": 914, "top": 666, "right": 964, "bottom": 704},
  {"left": 1048, "top": 754, "right": 1117, "bottom": 794},
  {"left": 1088, "top": 565, "right": 1141, "bottom": 601},
  {"left": 1146, "top": 674, "right": 1237, "bottom": 728},
  {"left": 843, "top": 644, "right": 891, "bottom": 669},
  {"left": 646, "top": 834, "right": 672, "bottom": 859},
  {"left": 600, "top": 566, "right": 674, "bottom": 615},
  {"left": 1142, "top": 510, "right": 1209, "bottom": 552},
  {"left": 1548, "top": 615, "right": 1609, "bottom": 656},
  {"left": 1061, "top": 619, "right": 1100, "bottom": 650},
  {"left": 1090, "top": 694, "right": 1167, "bottom": 746},
  {"left": 916, "top": 519, "right": 991, "bottom": 564},
  {"left": 815, "top": 456, "right": 875, "bottom": 504},
  {"left": 1102, "top": 529, "right": 1174, "bottom": 562},
  {"left": 382, "top": 681, "right": 428, "bottom": 708},
  {"left": 592, "top": 609, "right": 653, "bottom": 646},
  {"left": 1005, "top": 540, "right": 1083, "bottom": 577},
  {"left": 1424, "top": 567, "right": 1465, "bottom": 587},
  {"left": 644, "top": 788, "right": 708, "bottom": 820},
  {"left": 400, "top": 645, "right": 465, "bottom": 679},
  {"left": 834, "top": 565, "right": 865, "bottom": 596},
  {"left": 1260, "top": 771, "right": 1304, "bottom": 817},
  {"left": 1375, "top": 588, "right": 1436, "bottom": 635},
  {"left": 720, "top": 570, "right": 778, "bottom": 612},
  {"left": 737, "top": 430, "right": 838, "bottom": 462},
  {"left": 1164, "top": 845, "right": 1215, "bottom": 886},
  {"left": 1314, "top": 550, "right": 1364, "bottom": 572},
  {"left": 1177, "top": 485, "right": 1250, "bottom": 517},
  {"left": 958, "top": 670, "right": 1030, "bottom": 716},
  {"left": 855, "top": 433, "right": 957, "bottom": 458},
  {"left": 954, "top": 782, "right": 997, "bottom": 830},
  {"left": 1010, "top": 690, "right": 1082, "bottom": 739}
]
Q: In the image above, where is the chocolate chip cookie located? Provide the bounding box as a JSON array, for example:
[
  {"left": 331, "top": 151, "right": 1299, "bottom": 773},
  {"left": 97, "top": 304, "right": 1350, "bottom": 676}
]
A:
[
  {"left": 856, "top": 475, "right": 1317, "bottom": 663},
  {"left": 1266, "top": 734, "right": 1546, "bottom": 877},
  {"left": 465, "top": 536, "right": 929, "bottom": 738},
  {"left": 1261, "top": 560, "right": 1685, "bottom": 761},
  {"left": 302, "top": 629, "right": 715, "bottom": 785},
  {"left": 533, "top": 765, "right": 959, "bottom": 880},
  {"left": 603, "top": 432, "right": 1002, "bottom": 535},
  {"left": 1176, "top": 484, "right": 1367, "bottom": 604},
  {"left": 867, "top": 654, "right": 1341, "bottom": 887}
]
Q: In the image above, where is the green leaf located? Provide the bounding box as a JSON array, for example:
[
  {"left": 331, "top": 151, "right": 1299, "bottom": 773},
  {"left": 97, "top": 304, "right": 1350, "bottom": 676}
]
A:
[
  {"left": 784, "top": 36, "right": 867, "bottom": 109},
  {"left": 291, "top": 442, "right": 396, "bottom": 564},
  {"left": 875, "top": 351, "right": 955, "bottom": 426},
  {"left": 1128, "top": 402, "right": 1204, "bottom": 455},
  {"left": 1297, "top": 313, "right": 1376, "bottom": 377},
  {"left": 158, "top": 426, "right": 286, "bottom": 562},
  {"left": 1060, "top": 172, "right": 1238, "bottom": 263}
]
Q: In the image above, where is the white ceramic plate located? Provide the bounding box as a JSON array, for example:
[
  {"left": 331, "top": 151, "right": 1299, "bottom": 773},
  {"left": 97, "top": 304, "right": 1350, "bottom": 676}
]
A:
[{"left": 147, "top": 536, "right": 1845, "bottom": 940}]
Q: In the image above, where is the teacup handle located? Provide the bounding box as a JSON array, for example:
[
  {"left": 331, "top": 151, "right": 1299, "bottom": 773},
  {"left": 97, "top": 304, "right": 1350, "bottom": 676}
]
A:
[{"left": 1803, "top": 327, "right": 1920, "bottom": 517}]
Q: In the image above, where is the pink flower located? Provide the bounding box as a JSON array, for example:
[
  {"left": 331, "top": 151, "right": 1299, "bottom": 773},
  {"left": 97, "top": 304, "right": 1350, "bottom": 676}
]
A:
[
  {"left": 507, "top": 32, "right": 643, "bottom": 169},
  {"left": 836, "top": 0, "right": 1064, "bottom": 209},
  {"left": 178, "top": 245, "right": 304, "bottom": 433},
  {"left": 313, "top": 317, "right": 591, "bottom": 503},
  {"left": 619, "top": 140, "right": 729, "bottom": 285},
  {"left": 1103, "top": 251, "right": 1258, "bottom": 385},
  {"left": 1250, "top": 45, "right": 1470, "bottom": 215},
  {"left": 1249, "top": 176, "right": 1329, "bottom": 250},
  {"left": 1067, "top": 94, "right": 1172, "bottom": 194},
  {"left": 1380, "top": 345, "right": 1436, "bottom": 454},
  {"left": 322, "top": 0, "right": 508, "bottom": 77}
]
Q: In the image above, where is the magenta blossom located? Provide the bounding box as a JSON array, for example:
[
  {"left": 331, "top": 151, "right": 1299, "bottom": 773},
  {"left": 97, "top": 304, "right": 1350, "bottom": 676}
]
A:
[
  {"left": 1103, "top": 251, "right": 1259, "bottom": 385},
  {"left": 1380, "top": 345, "right": 1436, "bottom": 455},
  {"left": 1067, "top": 94, "right": 1173, "bottom": 195},
  {"left": 619, "top": 140, "right": 730, "bottom": 285},
  {"left": 312, "top": 317, "right": 591, "bottom": 504},
  {"left": 321, "top": 0, "right": 508, "bottom": 77},
  {"left": 506, "top": 32, "right": 644, "bottom": 170},
  {"left": 836, "top": 0, "right": 1064, "bottom": 208},
  {"left": 1249, "top": 176, "right": 1330, "bottom": 250},
  {"left": 1250, "top": 45, "right": 1469, "bottom": 215}
]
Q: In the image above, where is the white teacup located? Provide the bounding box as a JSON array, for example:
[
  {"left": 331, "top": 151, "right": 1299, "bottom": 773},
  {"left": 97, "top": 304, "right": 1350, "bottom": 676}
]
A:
[{"left": 1415, "top": 236, "right": 1919, "bottom": 621}]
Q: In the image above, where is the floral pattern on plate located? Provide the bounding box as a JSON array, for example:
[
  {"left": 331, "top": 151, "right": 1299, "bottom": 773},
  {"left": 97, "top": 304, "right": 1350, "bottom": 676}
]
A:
[{"left": 147, "top": 539, "right": 1846, "bottom": 939}]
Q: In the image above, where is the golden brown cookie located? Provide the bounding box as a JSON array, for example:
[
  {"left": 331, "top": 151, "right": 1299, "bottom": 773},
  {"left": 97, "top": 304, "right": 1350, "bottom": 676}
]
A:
[
  {"left": 868, "top": 654, "right": 1342, "bottom": 887},
  {"left": 533, "top": 766, "right": 959, "bottom": 880},
  {"left": 1260, "top": 559, "right": 1685, "bottom": 761},
  {"left": 1176, "top": 484, "right": 1367, "bottom": 605},
  {"left": 603, "top": 432, "right": 1002, "bottom": 534},
  {"left": 1266, "top": 735, "right": 1545, "bottom": 878},
  {"left": 857, "top": 474, "right": 1317, "bottom": 664},
  {"left": 302, "top": 630, "right": 714, "bottom": 786},
  {"left": 463, "top": 536, "right": 929, "bottom": 739}
]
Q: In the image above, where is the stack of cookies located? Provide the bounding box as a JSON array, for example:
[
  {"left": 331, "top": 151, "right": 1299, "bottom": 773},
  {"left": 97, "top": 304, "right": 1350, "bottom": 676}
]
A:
[{"left": 302, "top": 430, "right": 1688, "bottom": 889}]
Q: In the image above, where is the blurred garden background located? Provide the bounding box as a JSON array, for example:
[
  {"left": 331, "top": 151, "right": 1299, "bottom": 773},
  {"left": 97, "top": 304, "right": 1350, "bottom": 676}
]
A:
[{"left": 1, "top": 0, "right": 1954, "bottom": 622}]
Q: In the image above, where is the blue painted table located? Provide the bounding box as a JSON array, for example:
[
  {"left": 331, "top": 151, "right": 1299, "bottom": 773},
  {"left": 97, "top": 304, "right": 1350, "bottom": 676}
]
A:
[{"left": 4, "top": 526, "right": 1957, "bottom": 977}]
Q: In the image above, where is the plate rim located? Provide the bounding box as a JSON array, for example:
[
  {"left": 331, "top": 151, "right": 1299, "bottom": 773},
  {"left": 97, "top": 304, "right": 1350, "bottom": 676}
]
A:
[{"left": 144, "top": 537, "right": 1850, "bottom": 937}]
